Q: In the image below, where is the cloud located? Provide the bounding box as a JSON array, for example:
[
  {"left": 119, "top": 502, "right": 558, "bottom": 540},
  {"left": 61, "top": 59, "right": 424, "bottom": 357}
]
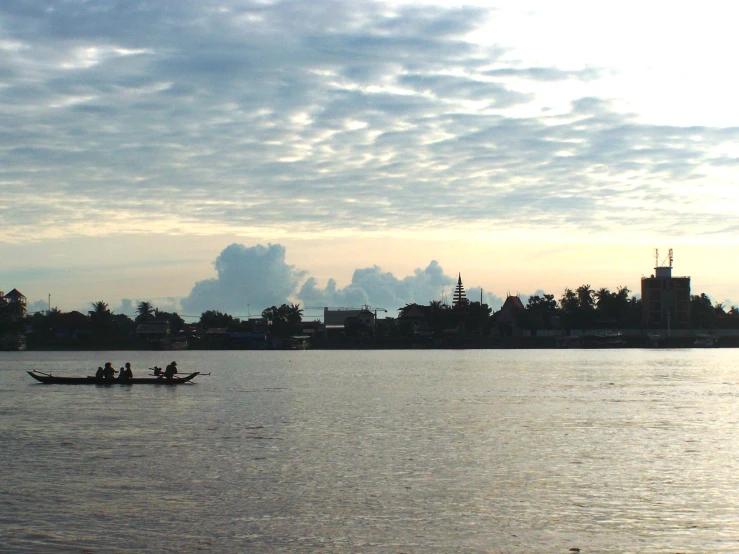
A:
[
  {"left": 0, "top": 0, "right": 738, "bottom": 245},
  {"left": 484, "top": 67, "right": 603, "bottom": 82},
  {"left": 176, "top": 242, "right": 504, "bottom": 316},
  {"left": 181, "top": 243, "right": 306, "bottom": 316},
  {"left": 113, "top": 299, "right": 137, "bottom": 317},
  {"left": 26, "top": 299, "right": 50, "bottom": 314},
  {"left": 465, "top": 287, "right": 506, "bottom": 311},
  {"left": 298, "top": 260, "right": 457, "bottom": 311},
  {"left": 111, "top": 297, "right": 182, "bottom": 317}
]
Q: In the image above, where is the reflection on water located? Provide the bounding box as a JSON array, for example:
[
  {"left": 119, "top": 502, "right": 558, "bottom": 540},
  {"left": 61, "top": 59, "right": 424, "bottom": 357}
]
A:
[{"left": 2, "top": 349, "right": 739, "bottom": 552}]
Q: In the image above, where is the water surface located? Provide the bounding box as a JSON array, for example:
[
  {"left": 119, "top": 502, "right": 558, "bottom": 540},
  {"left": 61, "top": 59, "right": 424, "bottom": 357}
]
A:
[{"left": 1, "top": 349, "right": 738, "bottom": 552}]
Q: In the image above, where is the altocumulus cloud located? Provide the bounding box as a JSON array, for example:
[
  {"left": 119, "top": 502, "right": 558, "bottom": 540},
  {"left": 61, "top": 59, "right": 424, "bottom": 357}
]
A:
[
  {"left": 180, "top": 243, "right": 498, "bottom": 315},
  {"left": 1, "top": 1, "right": 737, "bottom": 243}
]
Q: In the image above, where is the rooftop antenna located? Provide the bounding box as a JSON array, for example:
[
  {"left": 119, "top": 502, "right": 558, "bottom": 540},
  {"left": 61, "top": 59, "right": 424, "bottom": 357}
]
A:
[
  {"left": 653, "top": 248, "right": 674, "bottom": 278},
  {"left": 655, "top": 248, "right": 673, "bottom": 268}
]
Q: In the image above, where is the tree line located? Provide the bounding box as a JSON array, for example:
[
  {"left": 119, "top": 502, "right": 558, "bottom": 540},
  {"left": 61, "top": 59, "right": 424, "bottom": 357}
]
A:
[
  {"left": 21, "top": 300, "right": 306, "bottom": 344},
  {"left": 11, "top": 285, "right": 739, "bottom": 348},
  {"left": 526, "top": 286, "right": 739, "bottom": 331},
  {"left": 398, "top": 285, "right": 739, "bottom": 333}
]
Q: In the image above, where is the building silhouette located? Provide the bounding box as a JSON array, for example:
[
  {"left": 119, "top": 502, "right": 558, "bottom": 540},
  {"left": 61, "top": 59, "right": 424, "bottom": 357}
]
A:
[
  {"left": 0, "top": 289, "right": 27, "bottom": 320},
  {"left": 641, "top": 249, "right": 690, "bottom": 328}
]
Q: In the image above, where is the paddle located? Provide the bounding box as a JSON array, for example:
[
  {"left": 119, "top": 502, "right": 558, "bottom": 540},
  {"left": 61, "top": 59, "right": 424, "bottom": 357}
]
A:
[
  {"left": 35, "top": 369, "right": 104, "bottom": 378},
  {"left": 148, "top": 371, "right": 210, "bottom": 376}
]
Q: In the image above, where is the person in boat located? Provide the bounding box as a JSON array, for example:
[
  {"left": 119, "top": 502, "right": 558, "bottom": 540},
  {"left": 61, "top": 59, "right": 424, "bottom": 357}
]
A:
[
  {"left": 152, "top": 365, "right": 163, "bottom": 377},
  {"left": 119, "top": 362, "right": 133, "bottom": 381},
  {"left": 103, "top": 362, "right": 117, "bottom": 380},
  {"left": 164, "top": 361, "right": 178, "bottom": 379},
  {"left": 95, "top": 366, "right": 105, "bottom": 380}
]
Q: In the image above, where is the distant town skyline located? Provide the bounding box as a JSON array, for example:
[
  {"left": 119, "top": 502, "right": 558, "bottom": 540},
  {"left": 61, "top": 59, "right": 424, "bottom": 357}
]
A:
[
  {"left": 1, "top": 2, "right": 738, "bottom": 314},
  {"left": 7, "top": 241, "right": 736, "bottom": 321}
]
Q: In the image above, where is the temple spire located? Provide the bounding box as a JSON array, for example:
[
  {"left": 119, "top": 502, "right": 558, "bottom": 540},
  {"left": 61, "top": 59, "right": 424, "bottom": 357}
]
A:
[{"left": 452, "top": 273, "right": 467, "bottom": 308}]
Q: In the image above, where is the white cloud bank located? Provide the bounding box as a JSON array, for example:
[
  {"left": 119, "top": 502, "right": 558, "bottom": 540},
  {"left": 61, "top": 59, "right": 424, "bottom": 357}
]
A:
[{"left": 178, "top": 242, "right": 503, "bottom": 316}]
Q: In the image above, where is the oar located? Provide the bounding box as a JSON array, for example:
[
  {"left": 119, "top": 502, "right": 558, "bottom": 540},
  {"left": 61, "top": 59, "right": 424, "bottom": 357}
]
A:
[
  {"left": 33, "top": 370, "right": 53, "bottom": 377},
  {"left": 147, "top": 372, "right": 211, "bottom": 376}
]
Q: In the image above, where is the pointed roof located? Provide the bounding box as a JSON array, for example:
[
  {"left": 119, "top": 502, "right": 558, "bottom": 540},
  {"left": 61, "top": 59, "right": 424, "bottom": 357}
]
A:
[
  {"left": 4, "top": 288, "right": 25, "bottom": 299},
  {"left": 57, "top": 311, "right": 92, "bottom": 327},
  {"left": 501, "top": 295, "right": 525, "bottom": 313},
  {"left": 452, "top": 273, "right": 467, "bottom": 308}
]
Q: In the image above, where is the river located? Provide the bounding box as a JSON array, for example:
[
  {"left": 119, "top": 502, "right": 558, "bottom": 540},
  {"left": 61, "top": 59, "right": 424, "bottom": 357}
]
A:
[{"left": 1, "top": 349, "right": 738, "bottom": 552}]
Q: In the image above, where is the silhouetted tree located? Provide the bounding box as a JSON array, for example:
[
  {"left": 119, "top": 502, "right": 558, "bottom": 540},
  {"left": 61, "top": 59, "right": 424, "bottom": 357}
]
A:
[
  {"left": 576, "top": 284, "right": 596, "bottom": 328},
  {"left": 559, "top": 288, "right": 578, "bottom": 330},
  {"left": 135, "top": 301, "right": 155, "bottom": 323},
  {"left": 89, "top": 301, "right": 113, "bottom": 338},
  {"left": 285, "top": 303, "right": 303, "bottom": 327},
  {"left": 112, "top": 313, "right": 136, "bottom": 336},
  {"left": 521, "top": 293, "right": 557, "bottom": 331},
  {"left": 690, "top": 293, "right": 715, "bottom": 329},
  {"left": 464, "top": 301, "right": 492, "bottom": 334},
  {"left": 398, "top": 303, "right": 423, "bottom": 317},
  {"left": 25, "top": 310, "right": 55, "bottom": 342},
  {"left": 154, "top": 308, "right": 185, "bottom": 334},
  {"left": 429, "top": 300, "right": 451, "bottom": 332},
  {"left": 199, "top": 310, "right": 237, "bottom": 330},
  {"left": 262, "top": 303, "right": 303, "bottom": 337}
]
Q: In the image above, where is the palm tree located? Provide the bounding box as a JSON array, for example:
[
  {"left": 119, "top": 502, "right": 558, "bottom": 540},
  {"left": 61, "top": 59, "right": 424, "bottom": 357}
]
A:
[
  {"left": 136, "top": 301, "right": 155, "bottom": 323},
  {"left": 89, "top": 301, "right": 110, "bottom": 318},
  {"left": 89, "top": 301, "right": 113, "bottom": 337},
  {"left": 576, "top": 284, "right": 595, "bottom": 310},
  {"left": 285, "top": 303, "right": 303, "bottom": 325}
]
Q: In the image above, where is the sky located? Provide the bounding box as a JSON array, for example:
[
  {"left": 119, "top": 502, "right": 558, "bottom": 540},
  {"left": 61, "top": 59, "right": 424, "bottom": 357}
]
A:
[{"left": 1, "top": 1, "right": 738, "bottom": 320}]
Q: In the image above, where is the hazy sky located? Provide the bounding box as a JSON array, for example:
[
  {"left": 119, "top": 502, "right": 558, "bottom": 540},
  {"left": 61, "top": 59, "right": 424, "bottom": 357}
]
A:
[{"left": 1, "top": 1, "right": 738, "bottom": 318}]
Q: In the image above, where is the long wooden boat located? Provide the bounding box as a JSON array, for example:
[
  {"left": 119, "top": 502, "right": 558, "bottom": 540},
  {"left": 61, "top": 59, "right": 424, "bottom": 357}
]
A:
[{"left": 27, "top": 371, "right": 200, "bottom": 385}]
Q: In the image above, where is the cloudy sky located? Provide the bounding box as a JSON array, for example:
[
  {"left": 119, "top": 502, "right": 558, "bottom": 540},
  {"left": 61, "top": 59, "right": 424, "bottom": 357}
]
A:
[{"left": 1, "top": 0, "right": 738, "bottom": 318}]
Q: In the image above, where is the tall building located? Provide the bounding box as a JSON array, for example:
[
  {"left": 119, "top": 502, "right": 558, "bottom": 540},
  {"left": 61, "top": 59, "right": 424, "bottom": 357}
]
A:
[{"left": 641, "top": 249, "right": 690, "bottom": 328}]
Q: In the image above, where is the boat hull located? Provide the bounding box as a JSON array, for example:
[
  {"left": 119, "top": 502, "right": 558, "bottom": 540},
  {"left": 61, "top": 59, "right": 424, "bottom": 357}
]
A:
[{"left": 27, "top": 371, "right": 199, "bottom": 385}]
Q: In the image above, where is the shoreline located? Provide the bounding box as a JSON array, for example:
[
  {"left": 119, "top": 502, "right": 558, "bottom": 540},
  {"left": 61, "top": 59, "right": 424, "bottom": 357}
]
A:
[{"left": 13, "top": 334, "right": 737, "bottom": 351}]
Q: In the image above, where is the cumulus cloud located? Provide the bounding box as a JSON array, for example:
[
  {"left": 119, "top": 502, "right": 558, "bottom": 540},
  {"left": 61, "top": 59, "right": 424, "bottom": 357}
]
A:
[
  {"left": 0, "top": 0, "right": 737, "bottom": 244},
  {"left": 26, "top": 299, "right": 50, "bottom": 314},
  {"left": 111, "top": 297, "right": 182, "bottom": 317},
  {"left": 298, "top": 260, "right": 457, "bottom": 311},
  {"left": 465, "top": 287, "right": 506, "bottom": 311},
  {"left": 181, "top": 243, "right": 306, "bottom": 315},
  {"left": 113, "top": 299, "right": 137, "bottom": 317},
  {"left": 175, "top": 242, "right": 504, "bottom": 316}
]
